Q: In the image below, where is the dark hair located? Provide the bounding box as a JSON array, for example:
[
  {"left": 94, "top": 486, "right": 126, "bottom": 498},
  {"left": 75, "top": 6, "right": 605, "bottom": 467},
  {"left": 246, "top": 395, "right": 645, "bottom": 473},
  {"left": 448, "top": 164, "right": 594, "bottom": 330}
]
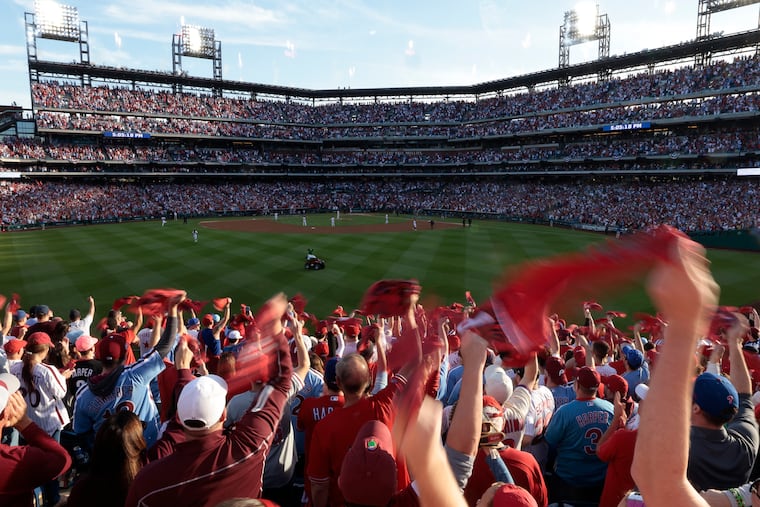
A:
[
  {"left": 88, "top": 410, "right": 146, "bottom": 502},
  {"left": 592, "top": 340, "right": 610, "bottom": 359}
]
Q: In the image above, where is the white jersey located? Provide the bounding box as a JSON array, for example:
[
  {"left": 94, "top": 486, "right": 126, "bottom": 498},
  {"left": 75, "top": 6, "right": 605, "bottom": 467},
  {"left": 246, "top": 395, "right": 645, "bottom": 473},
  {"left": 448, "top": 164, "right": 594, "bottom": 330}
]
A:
[
  {"left": 11, "top": 361, "right": 70, "bottom": 434},
  {"left": 69, "top": 315, "right": 94, "bottom": 336}
]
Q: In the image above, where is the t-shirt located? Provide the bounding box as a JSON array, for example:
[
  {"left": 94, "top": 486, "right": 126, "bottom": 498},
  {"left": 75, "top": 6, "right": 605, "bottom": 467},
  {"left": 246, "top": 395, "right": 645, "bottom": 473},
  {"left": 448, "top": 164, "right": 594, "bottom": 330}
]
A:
[
  {"left": 65, "top": 358, "right": 103, "bottom": 416},
  {"left": 308, "top": 378, "right": 408, "bottom": 507},
  {"left": 226, "top": 373, "right": 305, "bottom": 489},
  {"left": 596, "top": 428, "right": 637, "bottom": 507},
  {"left": 549, "top": 384, "right": 576, "bottom": 409},
  {"left": 544, "top": 396, "right": 614, "bottom": 486},
  {"left": 688, "top": 393, "right": 759, "bottom": 490},
  {"left": 463, "top": 446, "right": 548, "bottom": 507}
]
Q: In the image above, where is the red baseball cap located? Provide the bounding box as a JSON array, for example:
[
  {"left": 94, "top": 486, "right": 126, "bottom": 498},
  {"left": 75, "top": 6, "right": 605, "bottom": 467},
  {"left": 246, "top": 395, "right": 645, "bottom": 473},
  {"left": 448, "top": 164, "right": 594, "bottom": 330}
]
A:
[
  {"left": 576, "top": 366, "right": 601, "bottom": 390},
  {"left": 545, "top": 356, "right": 568, "bottom": 385},
  {"left": 603, "top": 374, "right": 629, "bottom": 398},
  {"left": 3, "top": 339, "right": 27, "bottom": 355},
  {"left": 338, "top": 420, "right": 397, "bottom": 506},
  {"left": 97, "top": 334, "right": 128, "bottom": 362},
  {"left": 493, "top": 483, "right": 539, "bottom": 507},
  {"left": 26, "top": 332, "right": 53, "bottom": 348}
]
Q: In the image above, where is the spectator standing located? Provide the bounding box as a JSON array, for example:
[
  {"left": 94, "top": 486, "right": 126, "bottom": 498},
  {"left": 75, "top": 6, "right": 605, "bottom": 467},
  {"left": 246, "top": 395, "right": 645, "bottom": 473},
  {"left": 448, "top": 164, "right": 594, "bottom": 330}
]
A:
[
  {"left": 544, "top": 366, "right": 614, "bottom": 504},
  {"left": 0, "top": 373, "right": 72, "bottom": 507}
]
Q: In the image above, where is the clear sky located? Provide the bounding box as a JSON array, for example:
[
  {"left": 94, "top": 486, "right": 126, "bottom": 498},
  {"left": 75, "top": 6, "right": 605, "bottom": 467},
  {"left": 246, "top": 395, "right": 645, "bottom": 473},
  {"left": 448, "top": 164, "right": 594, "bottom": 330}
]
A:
[{"left": 1, "top": 0, "right": 758, "bottom": 109}]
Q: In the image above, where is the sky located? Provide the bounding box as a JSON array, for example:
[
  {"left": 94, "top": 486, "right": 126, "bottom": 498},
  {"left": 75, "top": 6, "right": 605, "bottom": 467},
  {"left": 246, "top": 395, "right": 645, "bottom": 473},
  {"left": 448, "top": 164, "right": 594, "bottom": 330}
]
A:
[{"left": 0, "top": 0, "right": 758, "bottom": 109}]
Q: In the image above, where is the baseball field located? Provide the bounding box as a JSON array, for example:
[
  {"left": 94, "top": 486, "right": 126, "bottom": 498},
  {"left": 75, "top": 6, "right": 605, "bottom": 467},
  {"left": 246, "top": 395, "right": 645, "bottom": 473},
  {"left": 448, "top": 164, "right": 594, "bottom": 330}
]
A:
[{"left": 2, "top": 212, "right": 760, "bottom": 328}]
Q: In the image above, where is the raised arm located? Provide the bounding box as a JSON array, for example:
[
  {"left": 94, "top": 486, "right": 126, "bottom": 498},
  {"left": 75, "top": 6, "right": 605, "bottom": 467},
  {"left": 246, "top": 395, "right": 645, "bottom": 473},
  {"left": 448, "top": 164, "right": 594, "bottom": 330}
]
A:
[
  {"left": 726, "top": 319, "right": 752, "bottom": 395},
  {"left": 631, "top": 237, "right": 719, "bottom": 507},
  {"left": 154, "top": 293, "right": 184, "bottom": 358},
  {"left": 445, "top": 330, "right": 487, "bottom": 458}
]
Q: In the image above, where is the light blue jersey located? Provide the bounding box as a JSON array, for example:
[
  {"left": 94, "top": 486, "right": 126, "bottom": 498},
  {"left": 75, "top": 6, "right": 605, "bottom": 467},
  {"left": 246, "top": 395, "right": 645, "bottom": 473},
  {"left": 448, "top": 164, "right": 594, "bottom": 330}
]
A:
[
  {"left": 544, "top": 397, "right": 614, "bottom": 486},
  {"left": 73, "top": 349, "right": 165, "bottom": 449}
]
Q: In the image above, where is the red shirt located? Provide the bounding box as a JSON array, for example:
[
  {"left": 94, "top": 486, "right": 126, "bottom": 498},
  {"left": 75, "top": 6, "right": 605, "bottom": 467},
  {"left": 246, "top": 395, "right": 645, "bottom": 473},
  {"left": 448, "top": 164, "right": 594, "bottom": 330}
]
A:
[
  {"left": 0, "top": 421, "right": 72, "bottom": 507},
  {"left": 308, "top": 379, "right": 409, "bottom": 507},
  {"left": 596, "top": 428, "right": 638, "bottom": 507},
  {"left": 297, "top": 393, "right": 345, "bottom": 506},
  {"left": 463, "top": 446, "right": 548, "bottom": 507}
]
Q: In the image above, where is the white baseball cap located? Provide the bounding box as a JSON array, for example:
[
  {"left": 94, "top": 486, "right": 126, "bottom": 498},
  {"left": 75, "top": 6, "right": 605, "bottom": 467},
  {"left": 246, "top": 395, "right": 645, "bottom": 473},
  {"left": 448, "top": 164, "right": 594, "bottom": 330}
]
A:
[
  {"left": 0, "top": 372, "right": 21, "bottom": 414},
  {"left": 176, "top": 375, "right": 228, "bottom": 431},
  {"left": 226, "top": 330, "right": 242, "bottom": 341}
]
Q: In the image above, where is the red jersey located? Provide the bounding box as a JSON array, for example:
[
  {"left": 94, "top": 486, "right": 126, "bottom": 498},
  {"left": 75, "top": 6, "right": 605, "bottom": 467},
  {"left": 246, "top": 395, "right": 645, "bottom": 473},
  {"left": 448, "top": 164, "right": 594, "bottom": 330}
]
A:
[
  {"left": 596, "top": 428, "right": 638, "bottom": 507},
  {"left": 297, "top": 393, "right": 345, "bottom": 506},
  {"left": 463, "top": 446, "right": 548, "bottom": 507},
  {"left": 307, "top": 378, "right": 409, "bottom": 507}
]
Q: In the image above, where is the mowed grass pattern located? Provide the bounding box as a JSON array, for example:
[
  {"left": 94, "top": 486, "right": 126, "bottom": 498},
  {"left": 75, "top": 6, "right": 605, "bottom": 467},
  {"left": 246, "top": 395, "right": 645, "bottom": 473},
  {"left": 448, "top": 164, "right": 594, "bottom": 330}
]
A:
[{"left": 2, "top": 213, "right": 760, "bottom": 329}]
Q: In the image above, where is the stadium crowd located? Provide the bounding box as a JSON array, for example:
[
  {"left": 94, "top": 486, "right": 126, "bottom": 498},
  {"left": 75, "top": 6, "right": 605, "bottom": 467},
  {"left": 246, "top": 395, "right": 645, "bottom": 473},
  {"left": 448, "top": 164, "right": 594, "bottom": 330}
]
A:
[
  {"left": 30, "top": 54, "right": 760, "bottom": 124},
  {"left": 0, "top": 229, "right": 757, "bottom": 507},
  {"left": 0, "top": 178, "right": 757, "bottom": 232}
]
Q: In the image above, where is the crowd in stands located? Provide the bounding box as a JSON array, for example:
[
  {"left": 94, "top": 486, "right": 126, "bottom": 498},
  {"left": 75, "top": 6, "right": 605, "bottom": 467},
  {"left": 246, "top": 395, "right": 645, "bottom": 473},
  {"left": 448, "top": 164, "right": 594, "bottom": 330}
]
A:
[
  {"left": 2, "top": 127, "right": 759, "bottom": 167},
  {"left": 0, "top": 179, "right": 756, "bottom": 232},
  {"left": 30, "top": 54, "right": 760, "bottom": 124},
  {"left": 0, "top": 230, "right": 757, "bottom": 507}
]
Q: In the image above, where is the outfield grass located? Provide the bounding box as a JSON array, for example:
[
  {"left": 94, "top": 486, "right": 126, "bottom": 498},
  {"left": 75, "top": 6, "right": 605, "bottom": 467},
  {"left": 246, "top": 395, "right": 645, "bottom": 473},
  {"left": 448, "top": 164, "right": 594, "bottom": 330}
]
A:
[{"left": 2, "top": 213, "right": 760, "bottom": 331}]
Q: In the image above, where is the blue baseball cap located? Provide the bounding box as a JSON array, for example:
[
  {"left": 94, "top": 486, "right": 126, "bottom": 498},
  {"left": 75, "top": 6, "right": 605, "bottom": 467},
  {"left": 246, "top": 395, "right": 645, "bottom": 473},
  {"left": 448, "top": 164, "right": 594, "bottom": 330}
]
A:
[
  {"left": 187, "top": 317, "right": 200, "bottom": 327},
  {"left": 622, "top": 346, "right": 644, "bottom": 370},
  {"left": 693, "top": 372, "right": 739, "bottom": 423}
]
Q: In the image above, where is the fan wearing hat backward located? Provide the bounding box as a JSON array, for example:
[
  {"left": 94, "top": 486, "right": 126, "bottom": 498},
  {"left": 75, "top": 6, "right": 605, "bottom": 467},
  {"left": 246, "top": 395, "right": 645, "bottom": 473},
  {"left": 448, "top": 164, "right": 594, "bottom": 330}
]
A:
[
  {"left": 73, "top": 292, "right": 186, "bottom": 453},
  {"left": 0, "top": 372, "right": 72, "bottom": 507},
  {"left": 543, "top": 366, "right": 614, "bottom": 504},
  {"left": 125, "top": 293, "right": 296, "bottom": 506}
]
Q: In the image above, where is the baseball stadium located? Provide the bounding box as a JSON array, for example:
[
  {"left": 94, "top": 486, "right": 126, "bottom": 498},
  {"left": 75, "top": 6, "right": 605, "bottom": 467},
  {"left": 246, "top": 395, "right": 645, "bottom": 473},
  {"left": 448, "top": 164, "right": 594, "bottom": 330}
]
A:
[{"left": 2, "top": 1, "right": 760, "bottom": 506}]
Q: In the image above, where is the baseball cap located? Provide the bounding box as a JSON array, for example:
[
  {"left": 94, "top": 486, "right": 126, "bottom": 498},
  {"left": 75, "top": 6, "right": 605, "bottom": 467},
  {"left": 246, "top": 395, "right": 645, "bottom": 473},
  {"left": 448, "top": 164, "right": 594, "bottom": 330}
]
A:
[
  {"left": 3, "top": 338, "right": 27, "bottom": 355},
  {"left": 75, "top": 335, "right": 99, "bottom": 353},
  {"left": 338, "top": 420, "right": 397, "bottom": 506},
  {"left": 635, "top": 383, "right": 649, "bottom": 401},
  {"left": 623, "top": 346, "right": 644, "bottom": 370},
  {"left": 484, "top": 365, "right": 513, "bottom": 405},
  {"left": 576, "top": 366, "right": 601, "bottom": 390},
  {"left": 492, "top": 483, "right": 539, "bottom": 507},
  {"left": 201, "top": 314, "right": 214, "bottom": 327},
  {"left": 26, "top": 332, "right": 53, "bottom": 348},
  {"left": 177, "top": 374, "right": 228, "bottom": 431},
  {"left": 545, "top": 356, "right": 568, "bottom": 385},
  {"left": 693, "top": 372, "right": 739, "bottom": 422},
  {"left": 15, "top": 310, "right": 27, "bottom": 320},
  {"left": 97, "top": 333, "right": 128, "bottom": 362},
  {"left": 573, "top": 345, "right": 586, "bottom": 366},
  {"left": 0, "top": 372, "right": 21, "bottom": 414},
  {"left": 603, "top": 374, "right": 629, "bottom": 399},
  {"left": 35, "top": 305, "right": 50, "bottom": 318},
  {"left": 212, "top": 314, "right": 221, "bottom": 323},
  {"left": 187, "top": 317, "right": 200, "bottom": 327},
  {"left": 314, "top": 341, "right": 329, "bottom": 357},
  {"left": 226, "top": 330, "right": 242, "bottom": 342}
]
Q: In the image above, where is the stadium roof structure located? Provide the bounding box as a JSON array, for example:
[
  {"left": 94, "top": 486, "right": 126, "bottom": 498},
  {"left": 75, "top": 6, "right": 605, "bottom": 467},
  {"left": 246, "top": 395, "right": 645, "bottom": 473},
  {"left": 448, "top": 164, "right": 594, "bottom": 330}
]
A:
[{"left": 28, "top": 28, "right": 760, "bottom": 103}]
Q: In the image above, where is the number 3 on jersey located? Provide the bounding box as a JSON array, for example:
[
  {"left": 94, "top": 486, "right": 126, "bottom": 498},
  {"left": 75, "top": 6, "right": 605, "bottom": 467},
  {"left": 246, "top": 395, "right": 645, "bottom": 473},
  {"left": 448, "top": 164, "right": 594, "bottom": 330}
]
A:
[{"left": 583, "top": 427, "right": 603, "bottom": 455}]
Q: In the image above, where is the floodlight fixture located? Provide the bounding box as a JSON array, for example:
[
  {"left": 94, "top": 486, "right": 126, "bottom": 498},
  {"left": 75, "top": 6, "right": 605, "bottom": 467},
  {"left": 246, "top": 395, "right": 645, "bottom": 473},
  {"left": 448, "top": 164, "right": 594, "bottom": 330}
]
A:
[
  {"left": 181, "top": 24, "right": 216, "bottom": 59},
  {"left": 572, "top": 2, "right": 599, "bottom": 38},
  {"left": 34, "top": 0, "right": 80, "bottom": 42}
]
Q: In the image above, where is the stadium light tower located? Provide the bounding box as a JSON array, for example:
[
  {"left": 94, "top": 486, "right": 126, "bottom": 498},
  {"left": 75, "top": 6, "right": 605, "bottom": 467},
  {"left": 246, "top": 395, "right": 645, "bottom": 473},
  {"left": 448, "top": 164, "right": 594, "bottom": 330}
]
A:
[
  {"left": 25, "top": 0, "right": 91, "bottom": 88},
  {"left": 558, "top": 3, "right": 611, "bottom": 84},
  {"left": 695, "top": 0, "right": 760, "bottom": 66},
  {"left": 172, "top": 24, "right": 223, "bottom": 94}
]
